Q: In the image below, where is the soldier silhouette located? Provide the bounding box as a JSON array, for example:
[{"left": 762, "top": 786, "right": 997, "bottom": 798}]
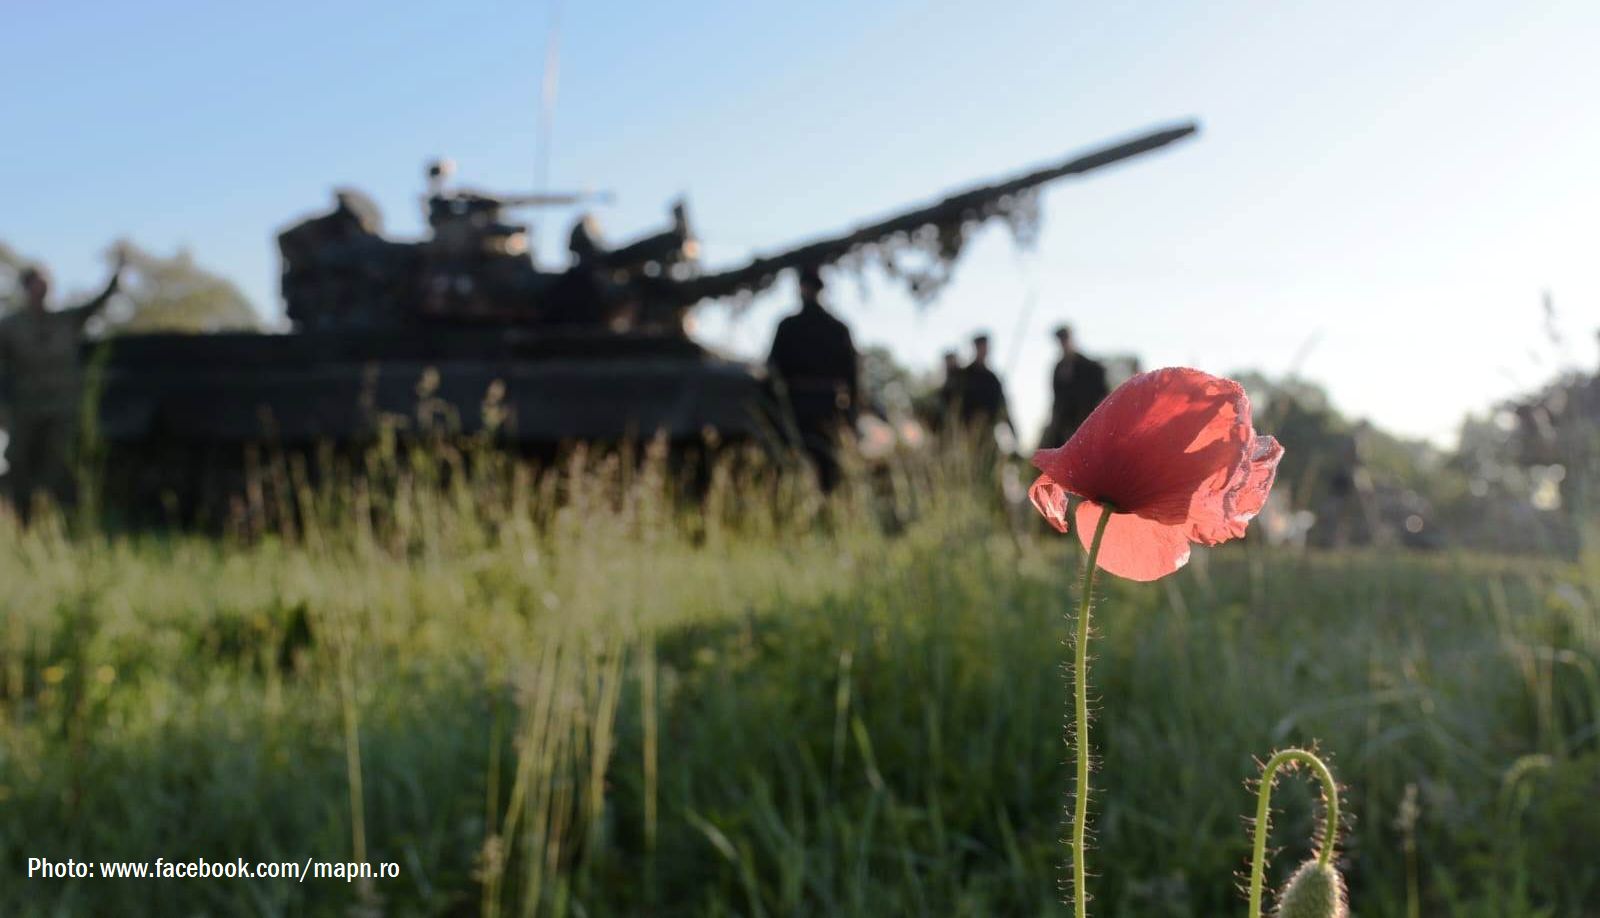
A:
[
  {"left": 541, "top": 217, "right": 616, "bottom": 328},
  {"left": 1040, "top": 324, "right": 1109, "bottom": 447},
  {"left": 767, "top": 264, "right": 859, "bottom": 490},
  {"left": 0, "top": 253, "right": 125, "bottom": 514},
  {"left": 958, "top": 332, "right": 1010, "bottom": 437}
]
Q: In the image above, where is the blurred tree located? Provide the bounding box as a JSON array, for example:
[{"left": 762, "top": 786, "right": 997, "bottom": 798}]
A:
[
  {"left": 1236, "top": 370, "right": 1585, "bottom": 554},
  {"left": 0, "top": 240, "right": 27, "bottom": 314},
  {"left": 1496, "top": 367, "right": 1600, "bottom": 553},
  {"left": 100, "top": 242, "right": 261, "bottom": 334},
  {"left": 1235, "top": 372, "right": 1467, "bottom": 548}
]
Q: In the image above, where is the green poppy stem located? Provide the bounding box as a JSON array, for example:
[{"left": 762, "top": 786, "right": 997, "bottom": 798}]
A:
[
  {"left": 1247, "top": 747, "right": 1341, "bottom": 918},
  {"left": 1069, "top": 504, "right": 1114, "bottom": 918}
]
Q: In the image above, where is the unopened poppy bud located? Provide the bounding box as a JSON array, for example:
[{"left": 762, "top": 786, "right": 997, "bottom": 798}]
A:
[{"left": 1275, "top": 859, "right": 1347, "bottom": 918}]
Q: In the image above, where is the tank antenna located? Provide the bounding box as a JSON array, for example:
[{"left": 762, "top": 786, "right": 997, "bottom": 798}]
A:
[
  {"left": 530, "top": 0, "right": 563, "bottom": 255},
  {"left": 534, "top": 0, "right": 563, "bottom": 195}
]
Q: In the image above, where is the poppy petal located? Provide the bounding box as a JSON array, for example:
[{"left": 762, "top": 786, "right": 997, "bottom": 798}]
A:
[
  {"left": 1028, "top": 474, "right": 1072, "bottom": 534},
  {"left": 1075, "top": 502, "right": 1193, "bottom": 582},
  {"left": 1034, "top": 368, "right": 1250, "bottom": 523},
  {"left": 1234, "top": 435, "right": 1283, "bottom": 517},
  {"left": 1189, "top": 434, "right": 1284, "bottom": 544}
]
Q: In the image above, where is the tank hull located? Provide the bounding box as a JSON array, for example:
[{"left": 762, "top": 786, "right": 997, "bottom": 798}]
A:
[
  {"left": 92, "top": 329, "right": 774, "bottom": 515},
  {"left": 97, "top": 329, "right": 769, "bottom": 442}
]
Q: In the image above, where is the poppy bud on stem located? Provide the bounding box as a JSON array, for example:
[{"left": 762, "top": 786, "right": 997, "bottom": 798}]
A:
[
  {"left": 1246, "top": 748, "right": 1346, "bottom": 918},
  {"left": 1067, "top": 503, "right": 1115, "bottom": 918}
]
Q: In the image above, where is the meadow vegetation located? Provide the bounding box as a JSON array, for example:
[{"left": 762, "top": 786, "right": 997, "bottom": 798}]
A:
[{"left": 1, "top": 443, "right": 1596, "bottom": 916}]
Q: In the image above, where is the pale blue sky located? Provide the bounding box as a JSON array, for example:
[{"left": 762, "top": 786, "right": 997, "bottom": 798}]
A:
[{"left": 4, "top": 1, "right": 1597, "bottom": 445}]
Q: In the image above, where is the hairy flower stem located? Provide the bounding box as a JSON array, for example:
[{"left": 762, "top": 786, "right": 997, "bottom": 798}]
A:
[
  {"left": 1070, "top": 504, "right": 1114, "bottom": 918},
  {"left": 1247, "top": 748, "right": 1341, "bottom": 918}
]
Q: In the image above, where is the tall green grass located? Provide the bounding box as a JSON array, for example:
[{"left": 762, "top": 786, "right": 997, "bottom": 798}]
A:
[{"left": 1, "top": 443, "right": 1596, "bottom": 916}]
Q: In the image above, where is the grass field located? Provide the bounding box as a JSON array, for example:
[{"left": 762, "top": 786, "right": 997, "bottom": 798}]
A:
[{"left": 2, "top": 448, "right": 1597, "bottom": 916}]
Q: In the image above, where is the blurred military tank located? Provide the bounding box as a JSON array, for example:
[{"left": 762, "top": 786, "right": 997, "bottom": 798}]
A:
[{"left": 93, "top": 122, "right": 1198, "bottom": 512}]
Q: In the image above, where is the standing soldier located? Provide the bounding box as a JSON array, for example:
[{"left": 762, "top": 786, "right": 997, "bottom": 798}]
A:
[
  {"left": 767, "top": 264, "right": 859, "bottom": 491},
  {"left": 0, "top": 255, "right": 124, "bottom": 514},
  {"left": 1041, "top": 324, "right": 1109, "bottom": 447},
  {"left": 959, "top": 332, "right": 1011, "bottom": 437}
]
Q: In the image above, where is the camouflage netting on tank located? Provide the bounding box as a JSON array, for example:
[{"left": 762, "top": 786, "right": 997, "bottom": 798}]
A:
[
  {"left": 871, "top": 187, "right": 1043, "bottom": 303},
  {"left": 686, "top": 122, "right": 1194, "bottom": 314},
  {"left": 704, "top": 186, "right": 1047, "bottom": 314}
]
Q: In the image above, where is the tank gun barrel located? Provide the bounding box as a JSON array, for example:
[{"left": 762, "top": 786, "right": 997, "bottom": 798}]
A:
[
  {"left": 672, "top": 119, "right": 1198, "bottom": 307},
  {"left": 494, "top": 190, "right": 616, "bottom": 208}
]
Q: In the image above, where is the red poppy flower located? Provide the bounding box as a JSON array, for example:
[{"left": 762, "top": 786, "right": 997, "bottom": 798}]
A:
[{"left": 1030, "top": 367, "right": 1283, "bottom": 581}]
